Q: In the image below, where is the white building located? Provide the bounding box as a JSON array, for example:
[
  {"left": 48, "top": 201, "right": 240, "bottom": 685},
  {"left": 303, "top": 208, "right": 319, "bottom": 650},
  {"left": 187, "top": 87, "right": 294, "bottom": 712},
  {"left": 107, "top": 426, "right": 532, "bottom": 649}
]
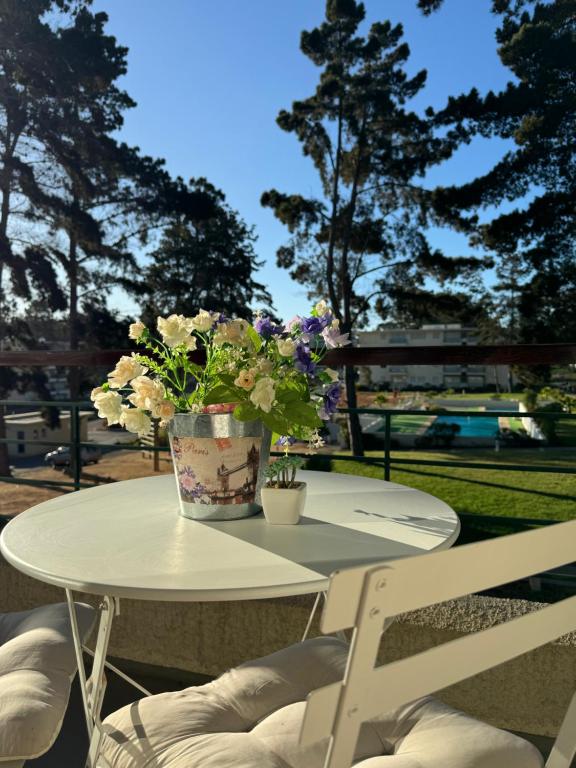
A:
[
  {"left": 5, "top": 411, "right": 90, "bottom": 458},
  {"left": 357, "top": 324, "right": 510, "bottom": 391}
]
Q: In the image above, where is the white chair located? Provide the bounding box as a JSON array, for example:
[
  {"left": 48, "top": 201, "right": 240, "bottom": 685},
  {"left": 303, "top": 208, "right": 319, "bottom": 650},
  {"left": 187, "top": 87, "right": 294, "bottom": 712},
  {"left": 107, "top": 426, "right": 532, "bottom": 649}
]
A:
[
  {"left": 0, "top": 602, "right": 95, "bottom": 767},
  {"left": 98, "top": 520, "right": 576, "bottom": 768}
]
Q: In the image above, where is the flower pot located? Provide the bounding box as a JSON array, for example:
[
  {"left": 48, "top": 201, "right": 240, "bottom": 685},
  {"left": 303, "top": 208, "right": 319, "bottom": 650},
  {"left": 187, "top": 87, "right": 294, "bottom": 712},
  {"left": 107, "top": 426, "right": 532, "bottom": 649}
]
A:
[
  {"left": 261, "top": 482, "right": 307, "bottom": 525},
  {"left": 168, "top": 406, "right": 271, "bottom": 521}
]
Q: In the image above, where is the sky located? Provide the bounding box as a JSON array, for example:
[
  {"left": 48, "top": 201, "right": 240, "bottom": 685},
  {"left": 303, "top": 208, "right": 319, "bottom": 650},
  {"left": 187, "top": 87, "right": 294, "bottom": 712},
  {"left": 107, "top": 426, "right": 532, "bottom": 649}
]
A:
[{"left": 92, "top": 0, "right": 513, "bottom": 324}]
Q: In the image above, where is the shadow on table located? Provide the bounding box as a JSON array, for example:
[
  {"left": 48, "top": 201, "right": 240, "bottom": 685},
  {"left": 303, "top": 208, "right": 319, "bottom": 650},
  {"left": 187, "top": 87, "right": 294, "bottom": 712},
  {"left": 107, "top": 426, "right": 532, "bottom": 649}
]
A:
[{"left": 202, "top": 510, "right": 459, "bottom": 577}]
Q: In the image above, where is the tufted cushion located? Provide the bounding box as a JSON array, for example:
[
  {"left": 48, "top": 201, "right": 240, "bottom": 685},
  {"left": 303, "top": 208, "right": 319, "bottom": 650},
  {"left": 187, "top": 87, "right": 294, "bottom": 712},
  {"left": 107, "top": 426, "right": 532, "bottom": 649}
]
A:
[
  {"left": 101, "top": 637, "right": 543, "bottom": 768},
  {"left": 0, "top": 602, "right": 95, "bottom": 761}
]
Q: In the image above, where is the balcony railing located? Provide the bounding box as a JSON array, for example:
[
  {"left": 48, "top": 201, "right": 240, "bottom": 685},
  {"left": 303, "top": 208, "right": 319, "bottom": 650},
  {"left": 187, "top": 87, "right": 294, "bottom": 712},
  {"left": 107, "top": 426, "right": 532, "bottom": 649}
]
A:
[{"left": 1, "top": 343, "right": 575, "bottom": 528}]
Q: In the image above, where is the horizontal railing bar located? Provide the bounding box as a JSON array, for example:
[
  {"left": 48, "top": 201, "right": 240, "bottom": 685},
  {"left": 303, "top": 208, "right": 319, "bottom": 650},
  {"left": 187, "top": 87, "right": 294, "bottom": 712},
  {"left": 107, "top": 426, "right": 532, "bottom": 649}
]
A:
[
  {"left": 0, "top": 400, "right": 94, "bottom": 408},
  {"left": 0, "top": 475, "right": 94, "bottom": 489},
  {"left": 4, "top": 404, "right": 574, "bottom": 422},
  {"left": 388, "top": 457, "right": 576, "bottom": 474},
  {"left": 458, "top": 513, "right": 558, "bottom": 526},
  {"left": 341, "top": 408, "right": 576, "bottom": 419},
  {"left": 2, "top": 402, "right": 574, "bottom": 420},
  {"left": 0, "top": 343, "right": 575, "bottom": 367}
]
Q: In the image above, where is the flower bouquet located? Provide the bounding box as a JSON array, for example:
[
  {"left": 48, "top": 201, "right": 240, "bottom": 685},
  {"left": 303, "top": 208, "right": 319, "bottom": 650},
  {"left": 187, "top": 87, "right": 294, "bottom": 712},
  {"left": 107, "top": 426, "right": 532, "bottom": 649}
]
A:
[{"left": 91, "top": 301, "right": 349, "bottom": 520}]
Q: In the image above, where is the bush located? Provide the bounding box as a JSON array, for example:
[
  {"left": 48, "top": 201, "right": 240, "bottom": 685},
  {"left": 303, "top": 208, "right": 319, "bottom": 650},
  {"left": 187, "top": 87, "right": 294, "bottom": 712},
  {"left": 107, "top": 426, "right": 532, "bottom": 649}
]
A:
[
  {"left": 534, "top": 401, "right": 564, "bottom": 444},
  {"left": 304, "top": 454, "right": 332, "bottom": 472}
]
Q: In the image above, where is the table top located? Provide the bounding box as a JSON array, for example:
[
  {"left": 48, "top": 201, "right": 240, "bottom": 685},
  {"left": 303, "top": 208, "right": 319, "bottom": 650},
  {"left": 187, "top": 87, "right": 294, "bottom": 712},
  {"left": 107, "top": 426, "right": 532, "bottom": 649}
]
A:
[{"left": 0, "top": 471, "right": 459, "bottom": 602}]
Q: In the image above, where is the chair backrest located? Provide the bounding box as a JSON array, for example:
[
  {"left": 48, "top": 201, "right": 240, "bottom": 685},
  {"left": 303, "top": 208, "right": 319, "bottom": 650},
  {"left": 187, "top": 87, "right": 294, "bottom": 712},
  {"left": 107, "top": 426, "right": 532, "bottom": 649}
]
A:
[{"left": 300, "top": 519, "right": 576, "bottom": 768}]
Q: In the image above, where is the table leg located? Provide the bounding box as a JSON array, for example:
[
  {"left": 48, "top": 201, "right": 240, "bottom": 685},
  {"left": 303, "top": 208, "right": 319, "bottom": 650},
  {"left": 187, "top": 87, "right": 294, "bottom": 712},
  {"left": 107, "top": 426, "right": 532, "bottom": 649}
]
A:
[
  {"left": 66, "top": 591, "right": 116, "bottom": 768},
  {"left": 301, "top": 592, "right": 323, "bottom": 641}
]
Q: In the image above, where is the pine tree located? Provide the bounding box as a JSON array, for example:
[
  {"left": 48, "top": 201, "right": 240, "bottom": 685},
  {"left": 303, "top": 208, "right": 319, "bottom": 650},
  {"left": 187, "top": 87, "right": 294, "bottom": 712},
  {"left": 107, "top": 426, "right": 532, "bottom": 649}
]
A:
[
  {"left": 138, "top": 179, "right": 273, "bottom": 322},
  {"left": 261, "top": 0, "right": 481, "bottom": 454},
  {"left": 426, "top": 0, "right": 576, "bottom": 349}
]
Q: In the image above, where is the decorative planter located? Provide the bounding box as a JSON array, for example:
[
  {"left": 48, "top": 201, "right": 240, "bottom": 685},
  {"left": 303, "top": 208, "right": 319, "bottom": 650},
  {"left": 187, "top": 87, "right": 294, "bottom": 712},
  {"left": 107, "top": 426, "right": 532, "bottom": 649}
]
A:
[
  {"left": 261, "top": 482, "right": 307, "bottom": 525},
  {"left": 168, "top": 405, "right": 271, "bottom": 521}
]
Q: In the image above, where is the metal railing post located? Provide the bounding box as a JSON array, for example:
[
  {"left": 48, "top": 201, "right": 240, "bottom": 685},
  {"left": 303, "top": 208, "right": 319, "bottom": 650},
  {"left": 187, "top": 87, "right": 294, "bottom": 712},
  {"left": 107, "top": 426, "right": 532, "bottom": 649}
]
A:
[
  {"left": 384, "top": 411, "right": 391, "bottom": 482},
  {"left": 70, "top": 405, "right": 81, "bottom": 491}
]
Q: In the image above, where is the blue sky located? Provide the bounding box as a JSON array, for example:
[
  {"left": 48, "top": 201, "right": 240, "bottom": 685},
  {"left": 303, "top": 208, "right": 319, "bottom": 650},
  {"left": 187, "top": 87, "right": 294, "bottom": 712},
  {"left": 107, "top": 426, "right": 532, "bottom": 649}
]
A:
[{"left": 93, "top": 0, "right": 513, "bottom": 324}]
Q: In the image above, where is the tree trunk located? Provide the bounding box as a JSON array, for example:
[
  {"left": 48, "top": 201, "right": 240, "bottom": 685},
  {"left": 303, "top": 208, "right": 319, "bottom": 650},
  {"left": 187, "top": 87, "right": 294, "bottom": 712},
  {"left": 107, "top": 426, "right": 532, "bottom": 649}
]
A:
[
  {"left": 0, "top": 404, "right": 9, "bottom": 477},
  {"left": 344, "top": 363, "right": 364, "bottom": 457},
  {"left": 0, "top": 142, "right": 14, "bottom": 477},
  {"left": 67, "top": 229, "right": 81, "bottom": 401}
]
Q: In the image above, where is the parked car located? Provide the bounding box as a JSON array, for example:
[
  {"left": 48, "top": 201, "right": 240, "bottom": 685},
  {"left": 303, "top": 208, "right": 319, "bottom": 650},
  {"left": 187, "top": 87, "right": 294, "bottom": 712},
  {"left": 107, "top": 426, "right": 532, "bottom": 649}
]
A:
[{"left": 44, "top": 445, "right": 102, "bottom": 468}]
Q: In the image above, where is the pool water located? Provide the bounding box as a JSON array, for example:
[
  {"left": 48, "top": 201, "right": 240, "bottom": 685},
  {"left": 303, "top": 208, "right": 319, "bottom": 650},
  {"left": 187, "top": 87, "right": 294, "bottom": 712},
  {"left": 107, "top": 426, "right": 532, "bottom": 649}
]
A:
[{"left": 431, "top": 415, "right": 500, "bottom": 437}]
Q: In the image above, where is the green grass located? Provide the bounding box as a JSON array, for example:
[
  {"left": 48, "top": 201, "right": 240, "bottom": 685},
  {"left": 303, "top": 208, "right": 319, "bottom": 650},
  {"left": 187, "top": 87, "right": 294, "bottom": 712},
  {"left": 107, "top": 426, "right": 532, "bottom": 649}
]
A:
[
  {"left": 327, "top": 448, "right": 576, "bottom": 522},
  {"left": 556, "top": 418, "right": 576, "bottom": 447},
  {"left": 428, "top": 392, "right": 522, "bottom": 401},
  {"left": 386, "top": 414, "right": 432, "bottom": 433}
]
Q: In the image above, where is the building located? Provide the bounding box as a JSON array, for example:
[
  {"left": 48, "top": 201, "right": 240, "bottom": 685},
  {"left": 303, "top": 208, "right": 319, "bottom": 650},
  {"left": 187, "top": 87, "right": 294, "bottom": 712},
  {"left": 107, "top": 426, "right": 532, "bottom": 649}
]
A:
[
  {"left": 5, "top": 411, "right": 90, "bottom": 458},
  {"left": 357, "top": 324, "right": 510, "bottom": 391}
]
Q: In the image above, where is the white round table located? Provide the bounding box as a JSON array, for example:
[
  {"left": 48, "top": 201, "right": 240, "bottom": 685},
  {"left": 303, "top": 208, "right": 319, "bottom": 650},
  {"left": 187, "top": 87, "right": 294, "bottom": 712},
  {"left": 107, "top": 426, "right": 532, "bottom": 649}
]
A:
[
  {"left": 1, "top": 470, "right": 459, "bottom": 765},
  {"left": 1, "top": 470, "right": 459, "bottom": 602}
]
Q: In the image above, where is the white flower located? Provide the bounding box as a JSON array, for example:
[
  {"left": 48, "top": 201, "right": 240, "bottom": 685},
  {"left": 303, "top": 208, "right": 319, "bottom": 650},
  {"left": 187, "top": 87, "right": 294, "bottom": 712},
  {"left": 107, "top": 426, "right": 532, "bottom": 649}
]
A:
[
  {"left": 325, "top": 367, "right": 340, "bottom": 382},
  {"left": 315, "top": 299, "right": 329, "bottom": 316},
  {"left": 234, "top": 369, "right": 256, "bottom": 390},
  {"left": 285, "top": 315, "right": 302, "bottom": 332},
  {"left": 128, "top": 321, "right": 146, "bottom": 340},
  {"left": 321, "top": 326, "right": 351, "bottom": 349},
  {"left": 257, "top": 358, "right": 274, "bottom": 375},
  {"left": 119, "top": 407, "right": 152, "bottom": 437},
  {"left": 90, "top": 386, "right": 104, "bottom": 400},
  {"left": 108, "top": 355, "right": 147, "bottom": 389},
  {"left": 128, "top": 375, "right": 165, "bottom": 409},
  {"left": 250, "top": 377, "right": 276, "bottom": 413},
  {"left": 213, "top": 319, "right": 249, "bottom": 347},
  {"left": 150, "top": 399, "right": 176, "bottom": 424},
  {"left": 157, "top": 314, "right": 195, "bottom": 348},
  {"left": 92, "top": 390, "right": 123, "bottom": 425},
  {"left": 277, "top": 337, "right": 296, "bottom": 357},
  {"left": 190, "top": 309, "right": 218, "bottom": 333}
]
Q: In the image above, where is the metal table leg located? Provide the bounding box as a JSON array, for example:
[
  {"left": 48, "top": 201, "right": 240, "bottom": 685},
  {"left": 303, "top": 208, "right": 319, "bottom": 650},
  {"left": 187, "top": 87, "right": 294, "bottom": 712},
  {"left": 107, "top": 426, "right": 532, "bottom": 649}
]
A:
[{"left": 65, "top": 591, "right": 153, "bottom": 768}]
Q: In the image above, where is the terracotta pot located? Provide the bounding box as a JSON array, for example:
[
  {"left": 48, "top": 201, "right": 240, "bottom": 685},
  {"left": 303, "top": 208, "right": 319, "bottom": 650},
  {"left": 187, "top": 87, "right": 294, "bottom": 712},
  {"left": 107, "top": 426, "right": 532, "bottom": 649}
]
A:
[{"left": 261, "top": 482, "right": 307, "bottom": 525}]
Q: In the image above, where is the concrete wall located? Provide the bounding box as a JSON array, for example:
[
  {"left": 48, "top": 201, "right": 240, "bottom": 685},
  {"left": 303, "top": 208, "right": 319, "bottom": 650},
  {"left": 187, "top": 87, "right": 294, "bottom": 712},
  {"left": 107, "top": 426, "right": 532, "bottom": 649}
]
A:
[{"left": 1, "top": 555, "right": 573, "bottom": 738}]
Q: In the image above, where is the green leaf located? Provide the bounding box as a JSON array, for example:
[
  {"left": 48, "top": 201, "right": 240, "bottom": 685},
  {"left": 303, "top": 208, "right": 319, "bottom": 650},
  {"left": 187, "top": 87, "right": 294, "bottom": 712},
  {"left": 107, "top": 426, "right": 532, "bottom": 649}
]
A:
[
  {"left": 246, "top": 324, "right": 262, "bottom": 353},
  {"left": 204, "top": 385, "right": 239, "bottom": 404},
  {"left": 275, "top": 378, "right": 309, "bottom": 404},
  {"left": 284, "top": 401, "right": 322, "bottom": 428},
  {"left": 233, "top": 402, "right": 260, "bottom": 421},
  {"left": 261, "top": 410, "right": 292, "bottom": 435}
]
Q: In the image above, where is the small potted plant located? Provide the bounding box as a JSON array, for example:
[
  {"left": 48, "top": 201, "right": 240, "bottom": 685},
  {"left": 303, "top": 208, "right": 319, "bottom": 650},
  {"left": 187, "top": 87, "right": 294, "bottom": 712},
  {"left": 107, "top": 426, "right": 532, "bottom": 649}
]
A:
[{"left": 261, "top": 454, "right": 306, "bottom": 525}]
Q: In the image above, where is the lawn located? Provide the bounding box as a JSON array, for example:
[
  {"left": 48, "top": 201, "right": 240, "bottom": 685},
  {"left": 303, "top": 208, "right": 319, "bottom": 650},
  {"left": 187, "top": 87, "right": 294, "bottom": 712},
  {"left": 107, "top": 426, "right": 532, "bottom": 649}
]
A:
[
  {"left": 387, "top": 414, "right": 432, "bottom": 433},
  {"left": 325, "top": 448, "right": 576, "bottom": 523}
]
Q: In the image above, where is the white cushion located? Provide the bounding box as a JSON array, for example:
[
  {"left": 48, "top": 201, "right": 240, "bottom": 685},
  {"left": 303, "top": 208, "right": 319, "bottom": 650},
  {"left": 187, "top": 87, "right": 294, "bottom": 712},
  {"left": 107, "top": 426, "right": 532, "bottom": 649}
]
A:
[
  {"left": 0, "top": 602, "right": 95, "bottom": 761},
  {"left": 101, "top": 637, "right": 544, "bottom": 768}
]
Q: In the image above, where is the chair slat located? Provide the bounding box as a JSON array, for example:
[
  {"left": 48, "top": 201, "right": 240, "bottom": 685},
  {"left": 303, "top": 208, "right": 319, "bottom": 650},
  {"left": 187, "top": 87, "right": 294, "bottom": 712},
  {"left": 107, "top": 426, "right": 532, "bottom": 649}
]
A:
[
  {"left": 304, "top": 595, "right": 576, "bottom": 753},
  {"left": 322, "top": 521, "right": 576, "bottom": 633}
]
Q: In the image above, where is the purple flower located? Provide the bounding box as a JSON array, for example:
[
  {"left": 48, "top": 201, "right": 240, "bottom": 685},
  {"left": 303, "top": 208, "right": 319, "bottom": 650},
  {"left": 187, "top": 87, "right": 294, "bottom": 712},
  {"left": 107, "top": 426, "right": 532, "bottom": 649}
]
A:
[
  {"left": 255, "top": 316, "right": 284, "bottom": 338},
  {"left": 275, "top": 435, "right": 297, "bottom": 447},
  {"left": 294, "top": 344, "right": 316, "bottom": 375},
  {"left": 301, "top": 313, "right": 331, "bottom": 336},
  {"left": 323, "top": 382, "right": 341, "bottom": 417}
]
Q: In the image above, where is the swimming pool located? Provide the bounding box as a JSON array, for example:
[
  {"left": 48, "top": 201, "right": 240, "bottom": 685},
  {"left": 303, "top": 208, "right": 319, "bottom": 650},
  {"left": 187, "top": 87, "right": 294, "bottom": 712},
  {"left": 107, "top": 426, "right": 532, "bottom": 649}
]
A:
[{"left": 431, "top": 415, "right": 500, "bottom": 437}]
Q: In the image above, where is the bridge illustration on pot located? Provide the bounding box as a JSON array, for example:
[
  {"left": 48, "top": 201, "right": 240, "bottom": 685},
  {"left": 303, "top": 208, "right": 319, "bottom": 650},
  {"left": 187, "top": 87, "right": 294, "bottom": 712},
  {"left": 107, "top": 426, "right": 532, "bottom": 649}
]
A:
[{"left": 214, "top": 443, "right": 260, "bottom": 501}]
